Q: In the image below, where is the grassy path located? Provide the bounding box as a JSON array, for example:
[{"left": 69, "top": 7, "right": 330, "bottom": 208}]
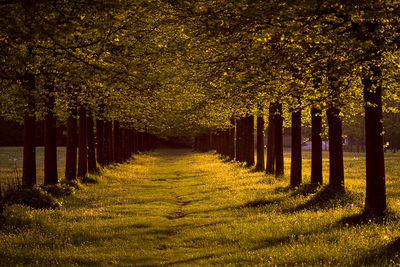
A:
[{"left": 1, "top": 148, "right": 400, "bottom": 266}]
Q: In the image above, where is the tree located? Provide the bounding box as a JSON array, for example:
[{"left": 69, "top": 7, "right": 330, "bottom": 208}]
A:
[
  {"left": 43, "top": 78, "right": 58, "bottom": 185},
  {"left": 77, "top": 105, "right": 87, "bottom": 178},
  {"left": 87, "top": 111, "right": 97, "bottom": 173},
  {"left": 290, "top": 109, "right": 302, "bottom": 187},
  {"left": 65, "top": 106, "right": 78, "bottom": 181},
  {"left": 311, "top": 107, "right": 323, "bottom": 185},
  {"left": 256, "top": 113, "right": 265, "bottom": 171}
]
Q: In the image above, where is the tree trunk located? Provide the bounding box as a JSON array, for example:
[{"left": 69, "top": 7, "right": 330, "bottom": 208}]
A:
[
  {"left": 144, "top": 132, "right": 150, "bottom": 151},
  {"left": 87, "top": 111, "right": 97, "bottom": 173},
  {"left": 114, "top": 120, "right": 121, "bottom": 163},
  {"left": 194, "top": 136, "right": 199, "bottom": 151},
  {"left": 235, "top": 117, "right": 244, "bottom": 162},
  {"left": 137, "top": 132, "right": 144, "bottom": 152},
  {"left": 228, "top": 118, "right": 235, "bottom": 160},
  {"left": 290, "top": 110, "right": 302, "bottom": 187},
  {"left": 44, "top": 80, "right": 58, "bottom": 185},
  {"left": 363, "top": 66, "right": 386, "bottom": 215},
  {"left": 132, "top": 130, "right": 138, "bottom": 153},
  {"left": 266, "top": 104, "right": 276, "bottom": 174},
  {"left": 215, "top": 132, "right": 220, "bottom": 154},
  {"left": 77, "top": 105, "right": 87, "bottom": 178},
  {"left": 125, "top": 129, "right": 131, "bottom": 159},
  {"left": 103, "top": 120, "right": 110, "bottom": 165},
  {"left": 107, "top": 121, "right": 114, "bottom": 163},
  {"left": 311, "top": 108, "right": 323, "bottom": 184},
  {"left": 131, "top": 129, "right": 136, "bottom": 154},
  {"left": 256, "top": 115, "right": 265, "bottom": 171},
  {"left": 96, "top": 118, "right": 104, "bottom": 166},
  {"left": 244, "top": 115, "right": 255, "bottom": 166},
  {"left": 223, "top": 130, "right": 230, "bottom": 157},
  {"left": 274, "top": 103, "right": 284, "bottom": 177},
  {"left": 327, "top": 107, "right": 344, "bottom": 190},
  {"left": 199, "top": 134, "right": 211, "bottom": 152},
  {"left": 123, "top": 129, "right": 129, "bottom": 160},
  {"left": 211, "top": 133, "right": 217, "bottom": 150},
  {"left": 22, "top": 73, "right": 36, "bottom": 187},
  {"left": 65, "top": 108, "right": 78, "bottom": 181},
  {"left": 217, "top": 132, "right": 222, "bottom": 154},
  {"left": 23, "top": 113, "right": 36, "bottom": 186}
]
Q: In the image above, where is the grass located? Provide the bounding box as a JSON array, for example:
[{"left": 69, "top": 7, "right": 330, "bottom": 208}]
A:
[{"left": 0, "top": 148, "right": 399, "bottom": 265}]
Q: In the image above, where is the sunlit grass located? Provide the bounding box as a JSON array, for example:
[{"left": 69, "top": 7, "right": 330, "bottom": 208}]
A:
[{"left": 0, "top": 148, "right": 400, "bottom": 265}]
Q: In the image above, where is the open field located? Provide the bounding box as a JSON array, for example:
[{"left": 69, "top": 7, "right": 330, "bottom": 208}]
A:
[
  {"left": 0, "top": 147, "right": 66, "bottom": 185},
  {"left": 0, "top": 148, "right": 400, "bottom": 265}
]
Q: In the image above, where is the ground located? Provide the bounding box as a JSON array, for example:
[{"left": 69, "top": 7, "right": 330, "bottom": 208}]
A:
[{"left": 0, "top": 148, "right": 400, "bottom": 266}]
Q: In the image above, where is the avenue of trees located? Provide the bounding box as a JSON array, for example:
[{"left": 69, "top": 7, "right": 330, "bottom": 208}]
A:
[{"left": 1, "top": 0, "right": 400, "bottom": 216}]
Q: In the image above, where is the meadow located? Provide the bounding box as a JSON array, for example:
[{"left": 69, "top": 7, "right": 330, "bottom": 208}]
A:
[
  {"left": 0, "top": 147, "right": 66, "bottom": 186},
  {"left": 0, "top": 147, "right": 399, "bottom": 265}
]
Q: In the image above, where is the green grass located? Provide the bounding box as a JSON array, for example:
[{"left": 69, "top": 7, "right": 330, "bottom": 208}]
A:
[{"left": 0, "top": 148, "right": 400, "bottom": 265}]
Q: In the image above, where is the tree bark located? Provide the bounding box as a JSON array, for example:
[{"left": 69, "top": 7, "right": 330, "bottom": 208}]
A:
[
  {"left": 65, "top": 108, "right": 78, "bottom": 181},
  {"left": 122, "top": 128, "right": 130, "bottom": 160},
  {"left": 219, "top": 132, "right": 224, "bottom": 154},
  {"left": 77, "top": 105, "right": 87, "bottom": 178},
  {"left": 363, "top": 66, "right": 386, "bottom": 215},
  {"left": 23, "top": 112, "right": 36, "bottom": 186},
  {"left": 236, "top": 118, "right": 243, "bottom": 162},
  {"left": 87, "top": 111, "right": 97, "bottom": 173},
  {"left": 131, "top": 129, "right": 136, "bottom": 154},
  {"left": 274, "top": 104, "right": 284, "bottom": 177},
  {"left": 120, "top": 128, "right": 125, "bottom": 160},
  {"left": 235, "top": 117, "right": 244, "bottom": 162},
  {"left": 223, "top": 130, "right": 230, "bottom": 157},
  {"left": 211, "top": 133, "right": 217, "bottom": 150},
  {"left": 194, "top": 136, "right": 199, "bottom": 151},
  {"left": 125, "top": 129, "right": 132, "bottom": 159},
  {"left": 228, "top": 118, "right": 235, "bottom": 160},
  {"left": 114, "top": 120, "right": 121, "bottom": 163},
  {"left": 327, "top": 107, "right": 344, "bottom": 189},
  {"left": 22, "top": 73, "right": 36, "bottom": 187},
  {"left": 290, "top": 110, "right": 302, "bottom": 187},
  {"left": 43, "top": 80, "right": 58, "bottom": 185},
  {"left": 96, "top": 118, "right": 104, "bottom": 166},
  {"left": 199, "top": 134, "right": 211, "bottom": 152},
  {"left": 132, "top": 130, "right": 138, "bottom": 153},
  {"left": 108, "top": 121, "right": 114, "bottom": 162},
  {"left": 144, "top": 132, "right": 150, "bottom": 151},
  {"left": 256, "top": 115, "right": 265, "bottom": 171},
  {"left": 266, "top": 104, "right": 276, "bottom": 174},
  {"left": 311, "top": 108, "right": 323, "bottom": 184},
  {"left": 244, "top": 115, "right": 255, "bottom": 166},
  {"left": 103, "top": 120, "right": 110, "bottom": 165},
  {"left": 137, "top": 132, "right": 143, "bottom": 152}
]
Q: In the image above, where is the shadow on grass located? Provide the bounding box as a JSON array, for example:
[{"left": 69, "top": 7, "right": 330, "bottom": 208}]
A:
[
  {"left": 283, "top": 185, "right": 363, "bottom": 213},
  {"left": 250, "top": 235, "right": 294, "bottom": 251},
  {"left": 274, "top": 183, "right": 320, "bottom": 197},
  {"left": 353, "top": 237, "right": 400, "bottom": 266},
  {"left": 242, "top": 197, "right": 286, "bottom": 208},
  {"left": 238, "top": 184, "right": 363, "bottom": 215},
  {"left": 241, "top": 184, "right": 321, "bottom": 209},
  {"left": 338, "top": 210, "right": 400, "bottom": 227},
  {"left": 165, "top": 254, "right": 215, "bottom": 265},
  {"left": 0, "top": 251, "right": 102, "bottom": 266},
  {"left": 251, "top": 225, "right": 337, "bottom": 252},
  {"left": 290, "top": 183, "right": 321, "bottom": 197}
]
